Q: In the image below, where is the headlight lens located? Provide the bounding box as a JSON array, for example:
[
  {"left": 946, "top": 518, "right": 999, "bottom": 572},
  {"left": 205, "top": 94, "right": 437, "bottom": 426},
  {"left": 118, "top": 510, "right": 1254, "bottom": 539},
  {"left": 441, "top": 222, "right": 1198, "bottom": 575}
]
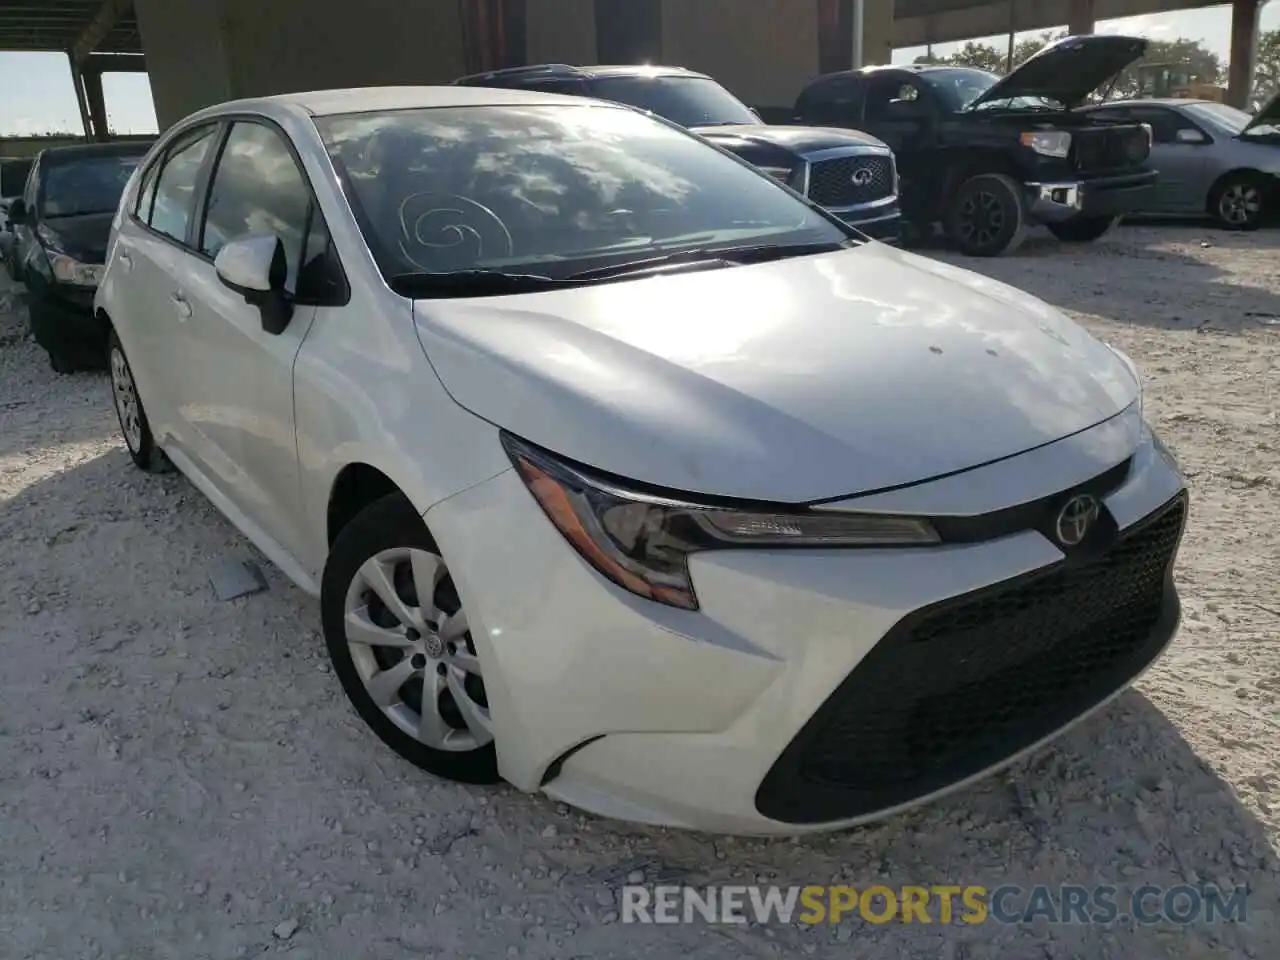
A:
[
  {"left": 48, "top": 251, "right": 104, "bottom": 287},
  {"left": 757, "top": 165, "right": 795, "bottom": 184},
  {"left": 1019, "top": 130, "right": 1073, "bottom": 158},
  {"left": 503, "top": 434, "right": 939, "bottom": 611}
]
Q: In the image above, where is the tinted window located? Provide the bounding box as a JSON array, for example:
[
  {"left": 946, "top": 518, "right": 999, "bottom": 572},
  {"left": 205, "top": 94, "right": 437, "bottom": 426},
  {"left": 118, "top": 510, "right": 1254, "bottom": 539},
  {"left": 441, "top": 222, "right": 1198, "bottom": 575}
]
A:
[
  {"left": 316, "top": 103, "right": 848, "bottom": 281},
  {"left": 796, "top": 76, "right": 860, "bottom": 126},
  {"left": 519, "top": 77, "right": 590, "bottom": 96},
  {"left": 864, "top": 76, "right": 928, "bottom": 122},
  {"left": 134, "top": 156, "right": 161, "bottom": 222},
  {"left": 589, "top": 76, "right": 759, "bottom": 127},
  {"left": 200, "top": 121, "right": 314, "bottom": 292},
  {"left": 1, "top": 159, "right": 33, "bottom": 197},
  {"left": 923, "top": 68, "right": 1001, "bottom": 111},
  {"left": 150, "top": 125, "right": 217, "bottom": 243},
  {"left": 40, "top": 154, "right": 142, "bottom": 217},
  {"left": 1124, "top": 106, "right": 1197, "bottom": 144}
]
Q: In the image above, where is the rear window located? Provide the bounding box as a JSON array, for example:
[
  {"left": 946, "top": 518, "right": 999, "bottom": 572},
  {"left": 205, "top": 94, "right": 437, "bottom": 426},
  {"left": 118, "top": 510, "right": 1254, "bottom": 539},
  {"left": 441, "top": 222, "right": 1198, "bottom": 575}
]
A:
[
  {"left": 590, "top": 75, "right": 759, "bottom": 127},
  {"left": 1, "top": 159, "right": 33, "bottom": 197}
]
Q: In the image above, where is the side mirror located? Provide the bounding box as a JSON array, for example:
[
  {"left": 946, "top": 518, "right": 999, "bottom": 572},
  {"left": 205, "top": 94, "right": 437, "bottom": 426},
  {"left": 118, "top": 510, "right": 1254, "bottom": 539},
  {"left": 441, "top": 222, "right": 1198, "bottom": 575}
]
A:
[
  {"left": 8, "top": 197, "right": 27, "bottom": 224},
  {"left": 1176, "top": 128, "right": 1208, "bottom": 144},
  {"left": 214, "top": 233, "right": 293, "bottom": 335}
]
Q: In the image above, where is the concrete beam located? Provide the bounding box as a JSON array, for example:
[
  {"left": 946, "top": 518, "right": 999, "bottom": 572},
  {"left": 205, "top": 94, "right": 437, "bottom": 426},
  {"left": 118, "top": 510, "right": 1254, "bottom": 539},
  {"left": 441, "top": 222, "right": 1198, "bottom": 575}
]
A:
[
  {"left": 71, "top": 0, "right": 132, "bottom": 63},
  {"left": 1067, "top": 0, "right": 1096, "bottom": 34},
  {"left": 894, "top": 0, "right": 1220, "bottom": 48}
]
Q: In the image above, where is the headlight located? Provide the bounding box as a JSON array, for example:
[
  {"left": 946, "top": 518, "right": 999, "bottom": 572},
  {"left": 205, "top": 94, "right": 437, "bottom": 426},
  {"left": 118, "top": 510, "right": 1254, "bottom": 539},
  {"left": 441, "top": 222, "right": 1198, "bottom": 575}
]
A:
[
  {"left": 48, "top": 251, "right": 104, "bottom": 287},
  {"left": 1019, "top": 130, "right": 1072, "bottom": 159},
  {"left": 757, "top": 165, "right": 794, "bottom": 184},
  {"left": 502, "top": 433, "right": 939, "bottom": 611}
]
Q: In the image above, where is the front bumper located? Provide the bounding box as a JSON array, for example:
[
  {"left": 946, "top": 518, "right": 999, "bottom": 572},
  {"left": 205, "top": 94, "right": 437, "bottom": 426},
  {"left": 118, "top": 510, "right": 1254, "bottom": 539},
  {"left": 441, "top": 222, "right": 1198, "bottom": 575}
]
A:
[
  {"left": 839, "top": 203, "right": 902, "bottom": 244},
  {"left": 425, "top": 410, "right": 1186, "bottom": 835},
  {"left": 26, "top": 279, "right": 107, "bottom": 365},
  {"left": 1026, "top": 170, "right": 1158, "bottom": 223}
]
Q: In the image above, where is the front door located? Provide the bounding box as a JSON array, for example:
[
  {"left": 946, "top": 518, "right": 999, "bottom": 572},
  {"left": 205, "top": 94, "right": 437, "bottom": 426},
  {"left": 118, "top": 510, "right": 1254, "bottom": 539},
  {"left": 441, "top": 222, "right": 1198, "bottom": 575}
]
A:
[
  {"left": 1126, "top": 106, "right": 1211, "bottom": 213},
  {"left": 175, "top": 118, "right": 330, "bottom": 563}
]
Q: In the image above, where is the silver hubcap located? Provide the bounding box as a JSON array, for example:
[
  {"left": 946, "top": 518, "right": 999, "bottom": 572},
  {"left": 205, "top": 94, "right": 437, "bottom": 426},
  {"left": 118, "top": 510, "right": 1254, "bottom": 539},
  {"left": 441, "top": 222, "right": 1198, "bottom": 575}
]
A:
[
  {"left": 1220, "top": 183, "right": 1261, "bottom": 225},
  {"left": 343, "top": 547, "right": 491, "bottom": 752},
  {"left": 110, "top": 346, "right": 143, "bottom": 454}
]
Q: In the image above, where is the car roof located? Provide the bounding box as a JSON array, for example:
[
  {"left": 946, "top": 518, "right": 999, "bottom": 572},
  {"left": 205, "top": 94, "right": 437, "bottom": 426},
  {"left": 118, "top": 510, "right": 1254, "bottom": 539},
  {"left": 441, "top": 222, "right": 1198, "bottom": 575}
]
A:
[
  {"left": 39, "top": 140, "right": 153, "bottom": 164},
  {"left": 202, "top": 85, "right": 599, "bottom": 119},
  {"left": 455, "top": 63, "right": 710, "bottom": 85}
]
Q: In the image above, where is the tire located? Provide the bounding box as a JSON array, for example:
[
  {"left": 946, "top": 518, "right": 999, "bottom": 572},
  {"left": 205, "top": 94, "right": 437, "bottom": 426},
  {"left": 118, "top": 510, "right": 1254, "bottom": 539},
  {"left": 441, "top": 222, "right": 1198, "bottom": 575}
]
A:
[
  {"left": 1046, "top": 215, "right": 1117, "bottom": 243},
  {"left": 321, "top": 493, "right": 500, "bottom": 785},
  {"left": 945, "top": 173, "right": 1027, "bottom": 257},
  {"left": 1209, "top": 172, "right": 1267, "bottom": 231},
  {"left": 108, "top": 330, "right": 169, "bottom": 472}
]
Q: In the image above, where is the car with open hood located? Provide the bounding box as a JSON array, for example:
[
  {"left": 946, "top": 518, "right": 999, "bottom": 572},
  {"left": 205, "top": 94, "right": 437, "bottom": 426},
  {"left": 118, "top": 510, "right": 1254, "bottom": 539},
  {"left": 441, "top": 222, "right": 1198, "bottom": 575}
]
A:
[
  {"left": 453, "top": 64, "right": 902, "bottom": 242},
  {"left": 1082, "top": 91, "right": 1280, "bottom": 229},
  {"left": 793, "top": 35, "right": 1158, "bottom": 256},
  {"left": 96, "top": 86, "right": 1187, "bottom": 835},
  {"left": 8, "top": 140, "right": 151, "bottom": 371}
]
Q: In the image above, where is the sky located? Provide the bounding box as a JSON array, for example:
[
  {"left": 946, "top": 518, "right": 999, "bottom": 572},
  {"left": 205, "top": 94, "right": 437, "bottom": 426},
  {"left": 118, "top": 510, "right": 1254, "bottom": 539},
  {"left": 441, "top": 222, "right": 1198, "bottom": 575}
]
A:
[{"left": 0, "top": 4, "right": 1278, "bottom": 136}]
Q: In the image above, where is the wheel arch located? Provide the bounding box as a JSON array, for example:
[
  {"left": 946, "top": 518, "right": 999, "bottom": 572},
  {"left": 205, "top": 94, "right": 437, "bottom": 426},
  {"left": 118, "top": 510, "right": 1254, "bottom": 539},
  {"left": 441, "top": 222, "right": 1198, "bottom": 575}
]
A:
[
  {"left": 939, "top": 151, "right": 1025, "bottom": 212},
  {"left": 326, "top": 462, "right": 410, "bottom": 546},
  {"left": 1206, "top": 167, "right": 1275, "bottom": 208}
]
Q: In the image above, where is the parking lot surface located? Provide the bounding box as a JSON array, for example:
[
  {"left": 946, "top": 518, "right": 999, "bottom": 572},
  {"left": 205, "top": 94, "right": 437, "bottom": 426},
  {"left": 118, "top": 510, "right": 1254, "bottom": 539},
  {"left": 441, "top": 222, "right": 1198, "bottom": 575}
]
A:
[{"left": 1, "top": 226, "right": 1278, "bottom": 958}]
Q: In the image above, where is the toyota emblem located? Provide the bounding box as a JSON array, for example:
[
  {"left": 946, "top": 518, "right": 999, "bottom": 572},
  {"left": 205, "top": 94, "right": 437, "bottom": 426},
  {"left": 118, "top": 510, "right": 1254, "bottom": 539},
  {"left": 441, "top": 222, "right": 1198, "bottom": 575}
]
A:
[
  {"left": 850, "top": 167, "right": 875, "bottom": 186},
  {"left": 1055, "top": 494, "right": 1101, "bottom": 547}
]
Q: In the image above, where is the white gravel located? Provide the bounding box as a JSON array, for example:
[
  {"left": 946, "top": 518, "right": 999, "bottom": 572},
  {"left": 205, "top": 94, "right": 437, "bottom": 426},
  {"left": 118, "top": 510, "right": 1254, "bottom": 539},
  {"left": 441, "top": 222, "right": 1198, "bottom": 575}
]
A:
[{"left": 1, "top": 225, "right": 1278, "bottom": 959}]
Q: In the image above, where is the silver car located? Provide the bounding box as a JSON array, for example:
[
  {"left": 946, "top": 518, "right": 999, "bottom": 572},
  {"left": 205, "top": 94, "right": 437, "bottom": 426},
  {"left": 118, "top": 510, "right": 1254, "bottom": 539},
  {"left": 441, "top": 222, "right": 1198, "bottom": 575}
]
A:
[{"left": 1084, "top": 94, "right": 1279, "bottom": 229}]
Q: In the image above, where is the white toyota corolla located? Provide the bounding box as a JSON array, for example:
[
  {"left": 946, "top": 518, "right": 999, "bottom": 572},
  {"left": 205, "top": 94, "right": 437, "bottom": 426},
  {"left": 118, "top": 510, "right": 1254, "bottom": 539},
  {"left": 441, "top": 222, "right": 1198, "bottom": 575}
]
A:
[{"left": 96, "top": 86, "right": 1187, "bottom": 835}]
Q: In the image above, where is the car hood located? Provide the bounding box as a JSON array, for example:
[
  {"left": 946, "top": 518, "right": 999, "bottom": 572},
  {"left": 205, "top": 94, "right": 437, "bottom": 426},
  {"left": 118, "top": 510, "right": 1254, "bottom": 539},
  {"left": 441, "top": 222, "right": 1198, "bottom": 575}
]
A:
[
  {"left": 692, "top": 123, "right": 889, "bottom": 154},
  {"left": 1243, "top": 88, "right": 1280, "bottom": 137},
  {"left": 969, "top": 34, "right": 1148, "bottom": 110},
  {"left": 412, "top": 244, "right": 1139, "bottom": 503},
  {"left": 37, "top": 211, "right": 115, "bottom": 263}
]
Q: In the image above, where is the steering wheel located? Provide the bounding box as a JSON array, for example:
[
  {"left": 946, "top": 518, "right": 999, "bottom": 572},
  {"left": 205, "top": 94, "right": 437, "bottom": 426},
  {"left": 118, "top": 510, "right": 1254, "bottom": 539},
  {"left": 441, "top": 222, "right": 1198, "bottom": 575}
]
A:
[{"left": 394, "top": 192, "right": 514, "bottom": 271}]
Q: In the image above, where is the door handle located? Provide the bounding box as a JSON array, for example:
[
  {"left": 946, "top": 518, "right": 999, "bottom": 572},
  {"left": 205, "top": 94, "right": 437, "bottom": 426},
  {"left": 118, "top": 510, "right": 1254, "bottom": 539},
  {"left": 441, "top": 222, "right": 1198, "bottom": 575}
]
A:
[
  {"left": 169, "top": 291, "right": 192, "bottom": 320},
  {"left": 117, "top": 249, "right": 132, "bottom": 270}
]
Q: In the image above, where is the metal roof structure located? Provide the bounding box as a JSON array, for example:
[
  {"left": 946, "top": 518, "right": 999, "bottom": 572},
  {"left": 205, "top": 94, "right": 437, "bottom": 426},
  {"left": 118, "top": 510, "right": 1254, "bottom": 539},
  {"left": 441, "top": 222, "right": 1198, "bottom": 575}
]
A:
[{"left": 0, "top": 0, "right": 141, "bottom": 59}]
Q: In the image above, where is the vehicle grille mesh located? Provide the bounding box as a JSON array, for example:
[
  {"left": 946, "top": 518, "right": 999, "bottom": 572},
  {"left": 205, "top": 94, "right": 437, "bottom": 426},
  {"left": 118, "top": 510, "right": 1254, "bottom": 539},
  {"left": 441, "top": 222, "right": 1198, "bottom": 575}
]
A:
[
  {"left": 756, "top": 494, "right": 1186, "bottom": 823},
  {"left": 1072, "top": 126, "right": 1151, "bottom": 173},
  {"left": 806, "top": 154, "right": 894, "bottom": 207}
]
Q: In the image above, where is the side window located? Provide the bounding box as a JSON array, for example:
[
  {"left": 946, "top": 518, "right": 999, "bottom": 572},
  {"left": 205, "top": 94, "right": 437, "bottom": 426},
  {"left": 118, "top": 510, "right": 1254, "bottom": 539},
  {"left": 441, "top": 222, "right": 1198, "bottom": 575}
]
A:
[
  {"left": 1125, "top": 107, "right": 1187, "bottom": 144},
  {"left": 133, "top": 156, "right": 161, "bottom": 223},
  {"left": 796, "top": 77, "right": 860, "bottom": 126},
  {"left": 199, "top": 120, "right": 316, "bottom": 294},
  {"left": 150, "top": 125, "right": 217, "bottom": 243},
  {"left": 865, "top": 77, "right": 927, "bottom": 123}
]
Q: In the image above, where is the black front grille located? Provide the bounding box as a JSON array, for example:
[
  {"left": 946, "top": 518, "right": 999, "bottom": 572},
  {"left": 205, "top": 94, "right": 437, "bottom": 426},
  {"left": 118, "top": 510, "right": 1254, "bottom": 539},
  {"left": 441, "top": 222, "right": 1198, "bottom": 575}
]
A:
[
  {"left": 756, "top": 494, "right": 1186, "bottom": 825},
  {"left": 806, "top": 154, "right": 894, "bottom": 208},
  {"left": 1072, "top": 126, "right": 1151, "bottom": 173}
]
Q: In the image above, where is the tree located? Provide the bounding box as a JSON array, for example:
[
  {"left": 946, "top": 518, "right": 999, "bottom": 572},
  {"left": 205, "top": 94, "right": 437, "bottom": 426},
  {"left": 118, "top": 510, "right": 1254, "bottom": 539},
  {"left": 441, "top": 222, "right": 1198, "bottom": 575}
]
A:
[
  {"left": 1254, "top": 29, "right": 1280, "bottom": 108},
  {"left": 943, "top": 40, "right": 1006, "bottom": 73},
  {"left": 1104, "top": 38, "right": 1223, "bottom": 100}
]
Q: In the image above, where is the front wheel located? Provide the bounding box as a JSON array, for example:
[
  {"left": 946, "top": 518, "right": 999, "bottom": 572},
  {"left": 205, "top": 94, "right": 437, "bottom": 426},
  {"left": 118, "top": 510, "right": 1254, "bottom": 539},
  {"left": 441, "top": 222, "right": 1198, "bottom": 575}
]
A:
[
  {"left": 945, "top": 173, "right": 1027, "bottom": 257},
  {"left": 108, "top": 330, "right": 168, "bottom": 472},
  {"left": 1210, "top": 173, "right": 1267, "bottom": 230},
  {"left": 321, "top": 494, "right": 500, "bottom": 785},
  {"left": 1046, "top": 215, "right": 1118, "bottom": 243}
]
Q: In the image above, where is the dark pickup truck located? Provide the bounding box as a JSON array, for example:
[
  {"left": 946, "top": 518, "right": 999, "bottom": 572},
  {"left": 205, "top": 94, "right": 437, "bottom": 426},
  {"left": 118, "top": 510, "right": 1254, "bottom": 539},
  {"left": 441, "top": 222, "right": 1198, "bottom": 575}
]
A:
[
  {"left": 454, "top": 64, "right": 902, "bottom": 242},
  {"left": 792, "top": 35, "right": 1159, "bottom": 255}
]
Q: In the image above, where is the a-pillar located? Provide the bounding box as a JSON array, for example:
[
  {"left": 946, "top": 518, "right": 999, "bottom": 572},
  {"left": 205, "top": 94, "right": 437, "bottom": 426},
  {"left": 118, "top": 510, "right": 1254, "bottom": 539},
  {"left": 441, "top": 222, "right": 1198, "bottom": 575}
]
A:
[
  {"left": 1067, "top": 0, "right": 1095, "bottom": 36},
  {"left": 855, "top": 0, "right": 895, "bottom": 68},
  {"left": 1227, "top": 0, "right": 1261, "bottom": 109}
]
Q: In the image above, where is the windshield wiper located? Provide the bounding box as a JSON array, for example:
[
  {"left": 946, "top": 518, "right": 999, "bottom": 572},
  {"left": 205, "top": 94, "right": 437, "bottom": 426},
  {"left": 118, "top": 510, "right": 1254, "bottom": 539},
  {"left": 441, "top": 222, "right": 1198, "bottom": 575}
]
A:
[
  {"left": 565, "top": 241, "right": 852, "bottom": 282},
  {"left": 389, "top": 270, "right": 578, "bottom": 298}
]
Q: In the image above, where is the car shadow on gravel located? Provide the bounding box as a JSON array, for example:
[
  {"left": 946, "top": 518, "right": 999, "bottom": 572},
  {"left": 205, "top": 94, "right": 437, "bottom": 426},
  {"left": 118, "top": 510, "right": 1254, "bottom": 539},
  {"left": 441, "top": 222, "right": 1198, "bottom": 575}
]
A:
[{"left": 914, "top": 227, "right": 1280, "bottom": 336}]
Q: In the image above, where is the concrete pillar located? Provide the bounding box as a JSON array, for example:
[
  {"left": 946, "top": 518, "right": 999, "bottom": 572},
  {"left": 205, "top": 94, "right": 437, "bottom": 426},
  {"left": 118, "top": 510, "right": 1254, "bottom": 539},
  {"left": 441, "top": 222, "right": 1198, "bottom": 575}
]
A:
[
  {"left": 67, "top": 55, "right": 94, "bottom": 140},
  {"left": 856, "top": 0, "right": 894, "bottom": 68},
  {"left": 527, "top": 0, "right": 595, "bottom": 64},
  {"left": 1227, "top": 0, "right": 1261, "bottom": 109},
  {"left": 1067, "top": 0, "right": 1095, "bottom": 36},
  {"left": 82, "top": 68, "right": 110, "bottom": 141}
]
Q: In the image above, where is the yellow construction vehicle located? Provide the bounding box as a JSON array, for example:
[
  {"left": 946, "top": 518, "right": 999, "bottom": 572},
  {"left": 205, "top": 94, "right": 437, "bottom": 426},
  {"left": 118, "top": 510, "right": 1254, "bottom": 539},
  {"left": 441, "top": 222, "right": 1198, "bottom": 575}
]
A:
[{"left": 1134, "top": 62, "right": 1226, "bottom": 101}]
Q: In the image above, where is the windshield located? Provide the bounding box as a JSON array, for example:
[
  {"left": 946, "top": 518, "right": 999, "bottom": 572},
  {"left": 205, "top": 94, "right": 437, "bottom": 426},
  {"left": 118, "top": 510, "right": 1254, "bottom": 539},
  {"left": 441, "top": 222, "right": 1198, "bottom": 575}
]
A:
[
  {"left": 589, "top": 75, "right": 760, "bottom": 127},
  {"left": 315, "top": 103, "right": 849, "bottom": 282},
  {"left": 40, "top": 154, "right": 141, "bottom": 217},
  {"left": 926, "top": 67, "right": 1064, "bottom": 112},
  {"left": 1184, "top": 101, "right": 1275, "bottom": 136}
]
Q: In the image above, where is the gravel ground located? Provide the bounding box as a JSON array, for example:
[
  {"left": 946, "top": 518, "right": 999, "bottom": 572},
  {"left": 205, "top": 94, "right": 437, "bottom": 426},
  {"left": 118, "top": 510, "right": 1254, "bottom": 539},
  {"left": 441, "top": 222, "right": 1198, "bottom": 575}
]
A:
[{"left": 1, "top": 225, "right": 1278, "bottom": 959}]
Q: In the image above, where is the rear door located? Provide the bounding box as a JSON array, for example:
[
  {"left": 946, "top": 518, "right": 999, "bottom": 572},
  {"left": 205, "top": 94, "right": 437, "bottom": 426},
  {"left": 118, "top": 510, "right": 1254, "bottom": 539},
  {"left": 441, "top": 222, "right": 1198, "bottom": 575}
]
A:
[{"left": 114, "top": 122, "right": 221, "bottom": 451}]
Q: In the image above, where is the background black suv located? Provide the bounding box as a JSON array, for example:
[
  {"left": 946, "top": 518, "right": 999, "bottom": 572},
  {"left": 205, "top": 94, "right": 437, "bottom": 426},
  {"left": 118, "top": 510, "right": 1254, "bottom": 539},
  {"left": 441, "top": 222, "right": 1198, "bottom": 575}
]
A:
[
  {"left": 454, "top": 64, "right": 902, "bottom": 243},
  {"left": 793, "top": 36, "right": 1158, "bottom": 256}
]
